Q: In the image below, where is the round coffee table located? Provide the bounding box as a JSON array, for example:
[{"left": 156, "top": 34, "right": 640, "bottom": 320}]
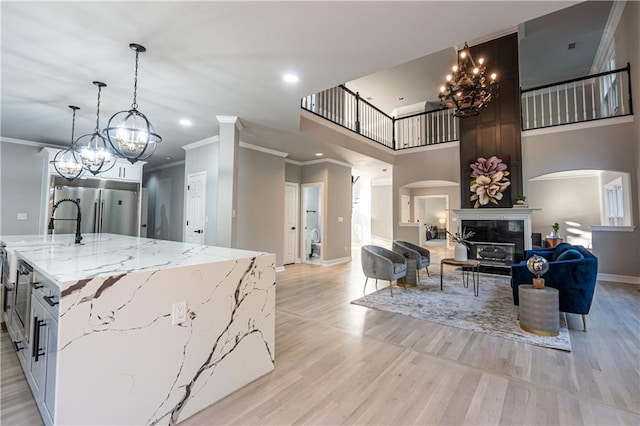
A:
[{"left": 440, "top": 258, "right": 481, "bottom": 296}]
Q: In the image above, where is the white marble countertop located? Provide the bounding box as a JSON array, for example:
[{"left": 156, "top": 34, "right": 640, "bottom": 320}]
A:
[{"left": 1, "top": 233, "right": 268, "bottom": 285}]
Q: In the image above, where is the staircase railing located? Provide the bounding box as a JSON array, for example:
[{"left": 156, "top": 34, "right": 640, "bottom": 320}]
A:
[
  {"left": 521, "top": 63, "right": 633, "bottom": 131},
  {"left": 301, "top": 85, "right": 459, "bottom": 150},
  {"left": 302, "top": 64, "right": 633, "bottom": 149}
]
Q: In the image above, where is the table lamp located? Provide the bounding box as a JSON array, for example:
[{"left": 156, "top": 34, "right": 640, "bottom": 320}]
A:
[{"left": 527, "top": 254, "right": 549, "bottom": 289}]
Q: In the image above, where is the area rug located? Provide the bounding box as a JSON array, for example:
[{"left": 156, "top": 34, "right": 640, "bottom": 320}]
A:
[{"left": 351, "top": 269, "right": 572, "bottom": 352}]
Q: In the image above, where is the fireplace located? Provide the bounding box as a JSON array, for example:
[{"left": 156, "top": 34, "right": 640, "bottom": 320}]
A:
[{"left": 452, "top": 208, "right": 539, "bottom": 271}]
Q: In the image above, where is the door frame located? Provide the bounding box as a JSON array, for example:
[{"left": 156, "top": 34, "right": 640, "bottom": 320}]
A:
[
  {"left": 284, "top": 182, "right": 299, "bottom": 264},
  {"left": 413, "top": 194, "right": 450, "bottom": 246},
  {"left": 184, "top": 171, "right": 207, "bottom": 244},
  {"left": 301, "top": 182, "right": 324, "bottom": 264}
]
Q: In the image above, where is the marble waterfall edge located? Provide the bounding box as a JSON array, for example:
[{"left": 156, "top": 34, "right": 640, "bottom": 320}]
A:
[{"left": 56, "top": 254, "right": 275, "bottom": 425}]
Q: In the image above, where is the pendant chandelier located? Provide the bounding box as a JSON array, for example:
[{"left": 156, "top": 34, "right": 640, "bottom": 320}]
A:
[
  {"left": 52, "top": 106, "right": 85, "bottom": 181},
  {"left": 438, "top": 42, "right": 498, "bottom": 118},
  {"left": 72, "top": 81, "right": 117, "bottom": 175},
  {"left": 105, "top": 43, "right": 161, "bottom": 164}
]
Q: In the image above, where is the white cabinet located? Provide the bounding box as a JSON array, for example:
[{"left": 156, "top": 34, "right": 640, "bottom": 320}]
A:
[
  {"left": 27, "top": 278, "right": 59, "bottom": 426},
  {"left": 42, "top": 148, "right": 144, "bottom": 183},
  {"left": 99, "top": 159, "right": 142, "bottom": 182}
]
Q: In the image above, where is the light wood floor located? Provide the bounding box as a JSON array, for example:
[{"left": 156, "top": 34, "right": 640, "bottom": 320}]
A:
[{"left": 2, "top": 247, "right": 639, "bottom": 425}]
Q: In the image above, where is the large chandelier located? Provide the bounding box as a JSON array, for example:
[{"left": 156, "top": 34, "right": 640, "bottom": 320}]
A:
[
  {"left": 52, "top": 105, "right": 84, "bottom": 181},
  {"left": 105, "top": 43, "right": 162, "bottom": 163},
  {"left": 439, "top": 42, "right": 498, "bottom": 118},
  {"left": 73, "top": 81, "right": 117, "bottom": 175}
]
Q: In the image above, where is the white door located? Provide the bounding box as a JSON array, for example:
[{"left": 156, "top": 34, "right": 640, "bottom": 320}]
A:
[
  {"left": 284, "top": 183, "right": 298, "bottom": 264},
  {"left": 185, "top": 172, "right": 206, "bottom": 245}
]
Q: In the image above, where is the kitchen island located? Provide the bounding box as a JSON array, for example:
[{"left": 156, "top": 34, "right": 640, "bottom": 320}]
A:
[{"left": 1, "top": 233, "right": 275, "bottom": 425}]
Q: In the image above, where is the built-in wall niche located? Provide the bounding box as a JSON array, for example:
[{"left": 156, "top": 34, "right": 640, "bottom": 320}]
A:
[{"left": 461, "top": 219, "right": 525, "bottom": 263}]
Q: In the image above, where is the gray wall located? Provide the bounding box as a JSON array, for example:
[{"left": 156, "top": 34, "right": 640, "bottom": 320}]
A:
[
  {"left": 371, "top": 183, "right": 392, "bottom": 243},
  {"left": 143, "top": 163, "right": 185, "bottom": 242},
  {"left": 184, "top": 140, "right": 219, "bottom": 245},
  {"left": 0, "top": 142, "right": 46, "bottom": 235},
  {"left": 285, "top": 162, "right": 301, "bottom": 183},
  {"left": 616, "top": 1, "right": 640, "bottom": 231},
  {"left": 522, "top": 121, "right": 639, "bottom": 277},
  {"left": 301, "top": 162, "right": 352, "bottom": 261},
  {"left": 528, "top": 176, "right": 600, "bottom": 243},
  {"left": 236, "top": 147, "right": 285, "bottom": 267},
  {"left": 393, "top": 145, "right": 460, "bottom": 244}
]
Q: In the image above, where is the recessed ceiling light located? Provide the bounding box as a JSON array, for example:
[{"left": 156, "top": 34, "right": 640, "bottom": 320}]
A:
[
  {"left": 315, "top": 152, "right": 323, "bottom": 157},
  {"left": 398, "top": 97, "right": 405, "bottom": 101},
  {"left": 166, "top": 156, "right": 172, "bottom": 160},
  {"left": 283, "top": 73, "right": 299, "bottom": 83},
  {"left": 179, "top": 118, "right": 192, "bottom": 126}
]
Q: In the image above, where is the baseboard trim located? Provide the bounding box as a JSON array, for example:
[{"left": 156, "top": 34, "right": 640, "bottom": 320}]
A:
[
  {"left": 275, "top": 266, "right": 286, "bottom": 273},
  {"left": 322, "top": 256, "right": 352, "bottom": 266},
  {"left": 597, "top": 273, "right": 640, "bottom": 285}
]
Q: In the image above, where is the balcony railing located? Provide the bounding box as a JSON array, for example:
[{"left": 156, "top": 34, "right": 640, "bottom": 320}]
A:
[
  {"left": 521, "top": 63, "right": 633, "bottom": 131},
  {"left": 301, "top": 85, "right": 459, "bottom": 150},
  {"left": 301, "top": 64, "right": 633, "bottom": 150}
]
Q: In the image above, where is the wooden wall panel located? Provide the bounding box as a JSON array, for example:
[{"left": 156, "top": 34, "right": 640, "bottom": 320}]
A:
[{"left": 459, "top": 33, "right": 522, "bottom": 209}]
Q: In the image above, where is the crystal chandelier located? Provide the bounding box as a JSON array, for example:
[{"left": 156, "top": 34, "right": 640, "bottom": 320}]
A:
[
  {"left": 105, "top": 43, "right": 162, "bottom": 163},
  {"left": 52, "top": 106, "right": 84, "bottom": 181},
  {"left": 439, "top": 42, "right": 498, "bottom": 118},
  {"left": 72, "top": 81, "right": 117, "bottom": 175}
]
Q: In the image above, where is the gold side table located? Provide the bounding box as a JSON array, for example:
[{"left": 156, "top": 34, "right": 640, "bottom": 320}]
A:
[{"left": 518, "top": 284, "right": 560, "bottom": 336}]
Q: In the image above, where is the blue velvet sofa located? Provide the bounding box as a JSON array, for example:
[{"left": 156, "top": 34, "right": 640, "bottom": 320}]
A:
[{"left": 511, "top": 243, "right": 598, "bottom": 331}]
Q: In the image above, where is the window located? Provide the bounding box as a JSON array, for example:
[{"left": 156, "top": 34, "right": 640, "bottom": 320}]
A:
[
  {"left": 604, "top": 177, "right": 625, "bottom": 226},
  {"left": 602, "top": 48, "right": 619, "bottom": 117}
]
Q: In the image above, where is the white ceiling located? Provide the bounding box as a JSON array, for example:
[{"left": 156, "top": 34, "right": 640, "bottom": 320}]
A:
[{"left": 1, "top": 1, "right": 578, "bottom": 174}]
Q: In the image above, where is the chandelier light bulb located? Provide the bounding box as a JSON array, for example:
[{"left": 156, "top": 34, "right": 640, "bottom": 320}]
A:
[
  {"left": 438, "top": 41, "right": 498, "bottom": 118},
  {"left": 52, "top": 105, "right": 84, "bottom": 181}
]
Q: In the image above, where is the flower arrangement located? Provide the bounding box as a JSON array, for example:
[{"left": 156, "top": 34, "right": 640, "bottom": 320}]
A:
[
  {"left": 446, "top": 228, "right": 475, "bottom": 247},
  {"left": 551, "top": 222, "right": 560, "bottom": 237},
  {"left": 470, "top": 156, "right": 511, "bottom": 208}
]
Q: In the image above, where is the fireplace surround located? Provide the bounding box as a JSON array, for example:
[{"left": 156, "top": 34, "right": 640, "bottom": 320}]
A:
[{"left": 452, "top": 208, "right": 539, "bottom": 269}]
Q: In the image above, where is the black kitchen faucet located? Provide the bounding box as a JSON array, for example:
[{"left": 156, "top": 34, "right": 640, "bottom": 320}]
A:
[{"left": 48, "top": 198, "right": 82, "bottom": 244}]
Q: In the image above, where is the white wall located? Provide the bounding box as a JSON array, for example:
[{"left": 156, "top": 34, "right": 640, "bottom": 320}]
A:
[{"left": 370, "top": 182, "right": 392, "bottom": 244}]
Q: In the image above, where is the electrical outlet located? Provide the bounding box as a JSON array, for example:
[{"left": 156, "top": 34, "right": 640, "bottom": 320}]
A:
[
  {"left": 17, "top": 213, "right": 27, "bottom": 221},
  {"left": 172, "top": 301, "right": 187, "bottom": 325}
]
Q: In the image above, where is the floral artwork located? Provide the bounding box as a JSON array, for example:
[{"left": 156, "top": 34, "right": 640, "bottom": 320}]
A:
[{"left": 470, "top": 156, "right": 511, "bottom": 208}]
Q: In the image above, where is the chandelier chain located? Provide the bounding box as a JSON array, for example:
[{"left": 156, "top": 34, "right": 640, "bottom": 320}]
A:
[
  {"left": 95, "top": 85, "right": 102, "bottom": 132},
  {"left": 71, "top": 108, "right": 77, "bottom": 143},
  {"left": 132, "top": 50, "right": 139, "bottom": 109}
]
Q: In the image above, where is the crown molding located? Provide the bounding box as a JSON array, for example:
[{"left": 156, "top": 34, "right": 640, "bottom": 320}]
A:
[
  {"left": 0, "top": 136, "right": 61, "bottom": 149},
  {"left": 182, "top": 135, "right": 219, "bottom": 151},
  {"left": 239, "top": 142, "right": 288, "bottom": 158},
  {"left": 216, "top": 115, "right": 244, "bottom": 130},
  {"left": 395, "top": 141, "right": 459, "bottom": 156},
  {"left": 467, "top": 27, "right": 518, "bottom": 47},
  {"left": 285, "top": 158, "right": 352, "bottom": 168},
  {"left": 285, "top": 159, "right": 303, "bottom": 166}
]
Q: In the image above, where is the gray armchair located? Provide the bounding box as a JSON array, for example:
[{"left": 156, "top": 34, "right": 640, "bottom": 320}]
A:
[
  {"left": 361, "top": 245, "right": 407, "bottom": 296},
  {"left": 392, "top": 240, "right": 431, "bottom": 282}
]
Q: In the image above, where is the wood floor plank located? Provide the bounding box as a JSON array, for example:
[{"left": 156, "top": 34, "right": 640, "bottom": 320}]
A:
[{"left": 2, "top": 245, "right": 639, "bottom": 425}]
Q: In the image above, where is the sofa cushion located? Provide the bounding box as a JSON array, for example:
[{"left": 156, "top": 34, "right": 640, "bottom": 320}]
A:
[
  {"left": 393, "top": 263, "right": 406, "bottom": 274},
  {"left": 551, "top": 242, "right": 573, "bottom": 260},
  {"left": 556, "top": 248, "right": 584, "bottom": 261}
]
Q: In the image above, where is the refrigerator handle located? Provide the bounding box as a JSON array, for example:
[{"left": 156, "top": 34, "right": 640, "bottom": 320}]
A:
[
  {"left": 93, "top": 202, "right": 98, "bottom": 233},
  {"left": 100, "top": 200, "right": 105, "bottom": 233}
]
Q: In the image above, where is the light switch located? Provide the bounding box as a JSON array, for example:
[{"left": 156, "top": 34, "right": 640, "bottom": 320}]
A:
[
  {"left": 17, "top": 213, "right": 27, "bottom": 221},
  {"left": 338, "top": 216, "right": 343, "bottom": 223}
]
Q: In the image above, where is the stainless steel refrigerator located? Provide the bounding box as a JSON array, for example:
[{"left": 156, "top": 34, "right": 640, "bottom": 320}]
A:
[{"left": 49, "top": 176, "right": 140, "bottom": 237}]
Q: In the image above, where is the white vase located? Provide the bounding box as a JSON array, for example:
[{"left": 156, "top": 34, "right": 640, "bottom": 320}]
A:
[{"left": 454, "top": 243, "right": 468, "bottom": 261}]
